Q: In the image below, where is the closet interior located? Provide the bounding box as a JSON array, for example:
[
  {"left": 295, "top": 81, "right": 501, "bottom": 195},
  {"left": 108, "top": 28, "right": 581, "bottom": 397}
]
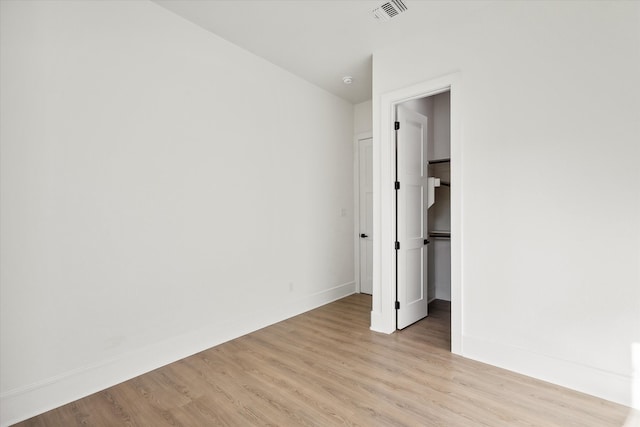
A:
[{"left": 427, "top": 157, "right": 450, "bottom": 303}]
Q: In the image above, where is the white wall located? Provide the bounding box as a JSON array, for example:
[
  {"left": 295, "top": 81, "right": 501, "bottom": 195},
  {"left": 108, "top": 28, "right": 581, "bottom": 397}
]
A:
[
  {"left": 353, "top": 99, "right": 373, "bottom": 135},
  {"left": 0, "top": 1, "right": 354, "bottom": 424},
  {"left": 431, "top": 92, "right": 450, "bottom": 161},
  {"left": 373, "top": 1, "right": 640, "bottom": 405}
]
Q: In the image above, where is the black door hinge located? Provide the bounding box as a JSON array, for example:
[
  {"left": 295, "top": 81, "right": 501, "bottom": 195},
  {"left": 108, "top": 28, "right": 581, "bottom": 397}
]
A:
[
  {"left": 394, "top": 121, "right": 400, "bottom": 130},
  {"left": 395, "top": 301, "right": 400, "bottom": 309},
  {"left": 394, "top": 181, "right": 400, "bottom": 190},
  {"left": 395, "top": 241, "right": 400, "bottom": 250}
]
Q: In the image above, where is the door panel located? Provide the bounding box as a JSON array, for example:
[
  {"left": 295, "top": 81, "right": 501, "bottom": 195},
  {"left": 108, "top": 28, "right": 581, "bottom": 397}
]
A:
[
  {"left": 405, "top": 184, "right": 423, "bottom": 238},
  {"left": 405, "top": 248, "right": 423, "bottom": 302},
  {"left": 404, "top": 124, "right": 423, "bottom": 177},
  {"left": 397, "top": 106, "right": 429, "bottom": 329}
]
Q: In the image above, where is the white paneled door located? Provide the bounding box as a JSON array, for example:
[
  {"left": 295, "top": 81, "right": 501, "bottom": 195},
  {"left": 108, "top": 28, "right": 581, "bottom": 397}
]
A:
[
  {"left": 359, "top": 137, "right": 373, "bottom": 295},
  {"left": 396, "top": 106, "right": 429, "bottom": 329}
]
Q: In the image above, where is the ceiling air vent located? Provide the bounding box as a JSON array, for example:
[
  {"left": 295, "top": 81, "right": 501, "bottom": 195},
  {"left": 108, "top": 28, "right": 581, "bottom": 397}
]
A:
[{"left": 372, "top": 0, "right": 408, "bottom": 22}]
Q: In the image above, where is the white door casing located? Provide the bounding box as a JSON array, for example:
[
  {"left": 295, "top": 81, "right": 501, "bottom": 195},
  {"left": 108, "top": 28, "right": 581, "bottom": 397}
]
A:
[
  {"left": 371, "top": 73, "right": 460, "bottom": 354},
  {"left": 396, "top": 105, "right": 429, "bottom": 329},
  {"left": 359, "top": 138, "right": 374, "bottom": 294}
]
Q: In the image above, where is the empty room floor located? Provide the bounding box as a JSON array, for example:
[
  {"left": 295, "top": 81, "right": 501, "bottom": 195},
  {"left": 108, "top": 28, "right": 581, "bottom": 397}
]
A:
[{"left": 14, "top": 294, "right": 629, "bottom": 426}]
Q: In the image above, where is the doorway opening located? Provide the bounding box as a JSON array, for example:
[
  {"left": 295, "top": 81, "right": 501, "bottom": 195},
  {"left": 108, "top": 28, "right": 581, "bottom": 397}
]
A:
[
  {"left": 370, "top": 73, "right": 461, "bottom": 355},
  {"left": 356, "top": 133, "right": 373, "bottom": 295},
  {"left": 395, "top": 91, "right": 451, "bottom": 338}
]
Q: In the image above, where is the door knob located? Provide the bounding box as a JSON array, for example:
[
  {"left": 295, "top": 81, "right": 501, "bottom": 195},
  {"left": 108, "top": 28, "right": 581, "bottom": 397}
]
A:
[{"left": 360, "top": 233, "right": 368, "bottom": 238}]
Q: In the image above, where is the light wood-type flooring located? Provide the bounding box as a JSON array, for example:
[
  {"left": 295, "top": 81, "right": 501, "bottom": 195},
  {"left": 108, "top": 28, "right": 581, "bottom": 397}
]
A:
[{"left": 15, "top": 294, "right": 629, "bottom": 426}]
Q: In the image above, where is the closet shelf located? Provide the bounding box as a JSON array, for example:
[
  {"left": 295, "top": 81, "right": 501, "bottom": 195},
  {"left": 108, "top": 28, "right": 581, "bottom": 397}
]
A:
[
  {"left": 429, "top": 231, "right": 451, "bottom": 239},
  {"left": 428, "top": 158, "right": 450, "bottom": 164}
]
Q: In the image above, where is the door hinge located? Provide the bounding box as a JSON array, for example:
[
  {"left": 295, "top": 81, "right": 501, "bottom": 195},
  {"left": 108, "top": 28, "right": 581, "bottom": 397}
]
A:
[
  {"left": 394, "top": 181, "right": 400, "bottom": 190},
  {"left": 394, "top": 121, "right": 400, "bottom": 130},
  {"left": 395, "top": 301, "right": 400, "bottom": 309},
  {"left": 395, "top": 241, "right": 400, "bottom": 250}
]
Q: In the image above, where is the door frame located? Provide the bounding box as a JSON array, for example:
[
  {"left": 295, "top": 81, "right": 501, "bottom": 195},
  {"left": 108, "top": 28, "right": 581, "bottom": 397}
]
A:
[
  {"left": 354, "top": 131, "right": 373, "bottom": 294},
  {"left": 370, "top": 73, "right": 462, "bottom": 356}
]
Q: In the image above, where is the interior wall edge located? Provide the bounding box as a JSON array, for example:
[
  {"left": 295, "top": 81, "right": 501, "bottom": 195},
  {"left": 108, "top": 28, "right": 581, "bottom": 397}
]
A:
[{"left": 0, "top": 281, "right": 356, "bottom": 427}]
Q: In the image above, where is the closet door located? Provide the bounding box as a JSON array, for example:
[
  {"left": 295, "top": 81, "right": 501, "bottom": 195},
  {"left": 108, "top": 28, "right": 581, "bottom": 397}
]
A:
[
  {"left": 396, "top": 105, "right": 429, "bottom": 329},
  {"left": 359, "top": 137, "right": 373, "bottom": 294}
]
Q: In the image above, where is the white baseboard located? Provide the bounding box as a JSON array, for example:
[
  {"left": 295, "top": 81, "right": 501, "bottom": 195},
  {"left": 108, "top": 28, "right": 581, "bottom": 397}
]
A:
[
  {"left": 463, "top": 335, "right": 632, "bottom": 407},
  {"left": 0, "top": 281, "right": 356, "bottom": 427}
]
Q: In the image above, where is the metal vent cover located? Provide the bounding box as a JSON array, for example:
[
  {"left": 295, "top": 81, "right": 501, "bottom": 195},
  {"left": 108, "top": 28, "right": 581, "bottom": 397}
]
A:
[{"left": 372, "top": 0, "right": 408, "bottom": 22}]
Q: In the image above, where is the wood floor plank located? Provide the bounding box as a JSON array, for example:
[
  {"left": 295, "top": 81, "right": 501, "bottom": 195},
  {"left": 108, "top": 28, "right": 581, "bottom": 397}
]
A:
[{"left": 13, "top": 294, "right": 629, "bottom": 426}]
